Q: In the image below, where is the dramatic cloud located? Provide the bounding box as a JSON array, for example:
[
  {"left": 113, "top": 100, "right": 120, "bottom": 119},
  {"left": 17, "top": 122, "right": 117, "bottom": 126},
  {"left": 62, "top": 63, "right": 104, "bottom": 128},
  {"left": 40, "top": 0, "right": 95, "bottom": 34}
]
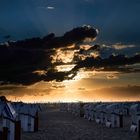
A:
[
  {"left": 72, "top": 54, "right": 140, "bottom": 72},
  {"left": 6, "top": 25, "right": 98, "bottom": 49},
  {"left": 0, "top": 26, "right": 140, "bottom": 85},
  {"left": 51, "top": 48, "right": 76, "bottom": 64},
  {"left": 43, "top": 25, "right": 98, "bottom": 49}
]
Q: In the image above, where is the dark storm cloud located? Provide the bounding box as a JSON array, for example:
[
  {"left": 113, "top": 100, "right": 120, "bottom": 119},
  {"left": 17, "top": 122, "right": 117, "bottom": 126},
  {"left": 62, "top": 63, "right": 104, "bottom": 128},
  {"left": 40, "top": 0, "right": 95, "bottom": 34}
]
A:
[
  {"left": 1, "top": 54, "right": 140, "bottom": 85},
  {"left": 7, "top": 26, "right": 98, "bottom": 49},
  {"left": 0, "top": 45, "right": 51, "bottom": 85},
  {"left": 72, "top": 54, "right": 140, "bottom": 72},
  {"left": 0, "top": 26, "right": 140, "bottom": 85},
  {"left": 0, "top": 26, "right": 97, "bottom": 84}
]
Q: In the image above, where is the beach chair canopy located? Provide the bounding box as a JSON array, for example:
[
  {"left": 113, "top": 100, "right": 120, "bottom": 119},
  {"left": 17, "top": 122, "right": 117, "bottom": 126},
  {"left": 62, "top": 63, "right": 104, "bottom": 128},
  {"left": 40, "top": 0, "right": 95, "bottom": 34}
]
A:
[
  {"left": 95, "top": 104, "right": 107, "bottom": 112},
  {"left": 19, "top": 104, "right": 38, "bottom": 116},
  {"left": 106, "top": 103, "right": 125, "bottom": 114},
  {"left": 130, "top": 103, "right": 140, "bottom": 115},
  {"left": 0, "top": 101, "right": 17, "bottom": 120}
]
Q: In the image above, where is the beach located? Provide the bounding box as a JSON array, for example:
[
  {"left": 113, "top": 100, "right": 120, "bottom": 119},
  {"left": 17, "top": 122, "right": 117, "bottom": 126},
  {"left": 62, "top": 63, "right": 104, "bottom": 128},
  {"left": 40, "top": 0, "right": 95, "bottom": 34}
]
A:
[{"left": 21, "top": 105, "right": 138, "bottom": 140}]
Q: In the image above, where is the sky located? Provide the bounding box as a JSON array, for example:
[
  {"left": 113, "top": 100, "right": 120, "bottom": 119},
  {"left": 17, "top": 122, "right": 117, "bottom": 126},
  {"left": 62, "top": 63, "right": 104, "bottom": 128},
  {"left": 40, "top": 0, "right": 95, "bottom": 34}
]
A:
[
  {"left": 0, "top": 0, "right": 140, "bottom": 102},
  {"left": 0, "top": 0, "right": 140, "bottom": 44}
]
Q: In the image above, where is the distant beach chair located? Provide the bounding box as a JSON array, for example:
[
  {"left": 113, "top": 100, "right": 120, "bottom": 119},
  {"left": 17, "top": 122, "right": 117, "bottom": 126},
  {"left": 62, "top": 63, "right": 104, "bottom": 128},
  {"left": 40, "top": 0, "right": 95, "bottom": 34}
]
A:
[
  {"left": 88, "top": 103, "right": 100, "bottom": 121},
  {"left": 72, "top": 103, "right": 85, "bottom": 117},
  {"left": 105, "top": 103, "right": 124, "bottom": 128},
  {"left": 94, "top": 104, "right": 108, "bottom": 124},
  {"left": 60, "top": 103, "right": 68, "bottom": 112},
  {"left": 130, "top": 103, "right": 140, "bottom": 132},
  {"left": 83, "top": 104, "right": 90, "bottom": 119},
  {"left": 16, "top": 103, "right": 39, "bottom": 132}
]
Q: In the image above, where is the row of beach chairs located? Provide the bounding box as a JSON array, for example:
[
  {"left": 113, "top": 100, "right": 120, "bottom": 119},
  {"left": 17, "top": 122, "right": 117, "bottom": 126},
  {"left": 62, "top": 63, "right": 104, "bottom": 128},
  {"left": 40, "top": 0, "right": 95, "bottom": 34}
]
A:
[
  {"left": 0, "top": 96, "right": 41, "bottom": 140},
  {"left": 60, "top": 102, "right": 140, "bottom": 138}
]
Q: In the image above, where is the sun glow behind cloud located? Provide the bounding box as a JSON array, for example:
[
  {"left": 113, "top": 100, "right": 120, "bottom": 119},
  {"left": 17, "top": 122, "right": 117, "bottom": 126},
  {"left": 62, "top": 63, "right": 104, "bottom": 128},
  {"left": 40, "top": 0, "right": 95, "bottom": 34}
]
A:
[
  {"left": 1, "top": 70, "right": 140, "bottom": 103},
  {"left": 0, "top": 0, "right": 140, "bottom": 104},
  {"left": 0, "top": 42, "right": 139, "bottom": 103},
  {"left": 0, "top": 23, "right": 140, "bottom": 102},
  {"left": 51, "top": 48, "right": 77, "bottom": 64},
  {"left": 5, "top": 42, "right": 138, "bottom": 103},
  {"left": 55, "top": 64, "right": 76, "bottom": 72}
]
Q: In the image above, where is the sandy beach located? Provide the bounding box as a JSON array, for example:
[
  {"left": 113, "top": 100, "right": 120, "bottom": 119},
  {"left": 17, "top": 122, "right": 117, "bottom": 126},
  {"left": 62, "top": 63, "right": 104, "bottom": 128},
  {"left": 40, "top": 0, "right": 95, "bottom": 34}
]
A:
[{"left": 21, "top": 105, "right": 138, "bottom": 140}]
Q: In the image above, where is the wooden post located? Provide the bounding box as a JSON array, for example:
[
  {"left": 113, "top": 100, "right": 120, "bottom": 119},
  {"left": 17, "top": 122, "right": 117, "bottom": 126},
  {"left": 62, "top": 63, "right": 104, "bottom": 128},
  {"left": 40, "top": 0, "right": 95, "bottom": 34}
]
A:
[
  {"left": 80, "top": 108, "right": 84, "bottom": 117},
  {"left": 138, "top": 120, "right": 140, "bottom": 139},
  {"left": 0, "top": 131, "right": 2, "bottom": 139},
  {"left": 119, "top": 114, "right": 123, "bottom": 128},
  {"left": 15, "top": 120, "right": 21, "bottom": 140},
  {"left": 2, "top": 127, "right": 8, "bottom": 140},
  {"left": 34, "top": 112, "right": 39, "bottom": 132},
  {"left": 80, "top": 103, "right": 84, "bottom": 117}
]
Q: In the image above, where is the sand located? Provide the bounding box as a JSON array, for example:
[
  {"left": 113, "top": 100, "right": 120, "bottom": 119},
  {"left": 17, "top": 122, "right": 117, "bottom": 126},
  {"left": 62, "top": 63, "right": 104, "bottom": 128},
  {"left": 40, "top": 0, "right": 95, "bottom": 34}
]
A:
[{"left": 21, "top": 105, "right": 138, "bottom": 140}]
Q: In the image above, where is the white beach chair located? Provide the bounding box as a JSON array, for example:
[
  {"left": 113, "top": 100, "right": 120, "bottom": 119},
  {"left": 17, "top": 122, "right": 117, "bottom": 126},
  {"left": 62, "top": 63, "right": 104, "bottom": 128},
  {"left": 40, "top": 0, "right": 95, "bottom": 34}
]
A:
[
  {"left": 88, "top": 103, "right": 100, "bottom": 121},
  {"left": 105, "top": 103, "right": 123, "bottom": 128},
  {"left": 0, "top": 98, "right": 21, "bottom": 140},
  {"left": 94, "top": 104, "right": 107, "bottom": 124},
  {"left": 18, "top": 104, "right": 39, "bottom": 132},
  {"left": 83, "top": 104, "right": 90, "bottom": 119},
  {"left": 130, "top": 103, "right": 140, "bottom": 132}
]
